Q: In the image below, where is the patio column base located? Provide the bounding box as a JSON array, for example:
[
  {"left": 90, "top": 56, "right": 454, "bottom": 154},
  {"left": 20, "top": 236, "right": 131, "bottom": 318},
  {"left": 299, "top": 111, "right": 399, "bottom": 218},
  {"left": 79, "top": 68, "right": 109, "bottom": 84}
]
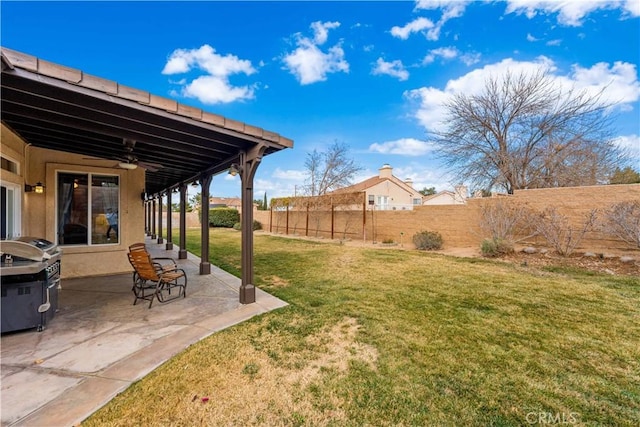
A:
[
  {"left": 165, "top": 242, "right": 173, "bottom": 250},
  {"left": 157, "top": 238, "right": 164, "bottom": 244},
  {"left": 151, "top": 234, "right": 157, "bottom": 239},
  {"left": 178, "top": 249, "right": 187, "bottom": 259},
  {"left": 200, "top": 262, "right": 211, "bottom": 275},
  {"left": 239, "top": 284, "right": 256, "bottom": 304}
]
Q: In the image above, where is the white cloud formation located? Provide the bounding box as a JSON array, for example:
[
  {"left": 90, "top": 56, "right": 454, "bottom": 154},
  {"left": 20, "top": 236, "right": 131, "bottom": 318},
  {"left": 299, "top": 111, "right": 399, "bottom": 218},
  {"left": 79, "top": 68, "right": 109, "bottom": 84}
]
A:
[
  {"left": 272, "top": 168, "right": 307, "bottom": 181},
  {"left": 405, "top": 57, "right": 640, "bottom": 133},
  {"left": 460, "top": 52, "right": 482, "bottom": 66},
  {"left": 311, "top": 21, "right": 341, "bottom": 44},
  {"left": 423, "top": 46, "right": 459, "bottom": 64},
  {"left": 423, "top": 47, "right": 481, "bottom": 66},
  {"left": 283, "top": 21, "right": 349, "bottom": 85},
  {"left": 612, "top": 134, "right": 640, "bottom": 161},
  {"left": 162, "top": 44, "right": 256, "bottom": 104},
  {"left": 505, "top": 0, "right": 640, "bottom": 26},
  {"left": 372, "top": 58, "right": 410, "bottom": 81},
  {"left": 526, "top": 33, "right": 539, "bottom": 42},
  {"left": 369, "top": 138, "right": 435, "bottom": 156},
  {"left": 546, "top": 39, "right": 562, "bottom": 46},
  {"left": 414, "top": 0, "right": 470, "bottom": 40},
  {"left": 390, "top": 17, "right": 434, "bottom": 40}
]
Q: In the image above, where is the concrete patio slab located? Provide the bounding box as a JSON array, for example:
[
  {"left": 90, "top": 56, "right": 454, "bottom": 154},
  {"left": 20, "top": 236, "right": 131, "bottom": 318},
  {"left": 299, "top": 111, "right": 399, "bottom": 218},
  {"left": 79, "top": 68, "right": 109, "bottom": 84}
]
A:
[{"left": 0, "top": 237, "right": 288, "bottom": 426}]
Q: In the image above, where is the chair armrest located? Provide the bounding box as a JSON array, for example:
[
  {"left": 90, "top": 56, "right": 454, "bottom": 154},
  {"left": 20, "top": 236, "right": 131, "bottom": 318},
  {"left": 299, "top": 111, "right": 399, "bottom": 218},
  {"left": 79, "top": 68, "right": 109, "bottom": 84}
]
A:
[{"left": 152, "top": 257, "right": 178, "bottom": 272}]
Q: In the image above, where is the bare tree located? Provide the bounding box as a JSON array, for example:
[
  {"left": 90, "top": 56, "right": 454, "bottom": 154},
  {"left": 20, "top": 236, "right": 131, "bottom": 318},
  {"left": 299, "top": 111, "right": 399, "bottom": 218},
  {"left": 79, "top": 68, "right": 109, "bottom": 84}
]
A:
[
  {"left": 435, "top": 69, "right": 622, "bottom": 194},
  {"left": 304, "top": 141, "right": 362, "bottom": 196}
]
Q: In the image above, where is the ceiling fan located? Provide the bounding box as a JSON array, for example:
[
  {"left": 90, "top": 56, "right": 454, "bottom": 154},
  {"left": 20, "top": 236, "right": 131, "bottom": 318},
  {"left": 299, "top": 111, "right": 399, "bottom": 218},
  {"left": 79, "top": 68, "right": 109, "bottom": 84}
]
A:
[{"left": 84, "top": 139, "right": 163, "bottom": 172}]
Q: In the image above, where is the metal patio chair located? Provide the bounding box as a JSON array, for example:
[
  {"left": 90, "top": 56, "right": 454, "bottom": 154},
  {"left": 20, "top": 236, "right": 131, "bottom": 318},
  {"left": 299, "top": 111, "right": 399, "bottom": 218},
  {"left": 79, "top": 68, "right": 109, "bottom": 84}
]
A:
[{"left": 127, "top": 244, "right": 187, "bottom": 308}]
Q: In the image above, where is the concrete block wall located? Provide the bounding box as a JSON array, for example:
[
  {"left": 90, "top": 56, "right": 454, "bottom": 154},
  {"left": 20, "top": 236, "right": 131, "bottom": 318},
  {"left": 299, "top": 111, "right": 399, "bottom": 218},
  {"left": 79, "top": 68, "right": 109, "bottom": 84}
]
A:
[{"left": 256, "top": 184, "right": 640, "bottom": 252}]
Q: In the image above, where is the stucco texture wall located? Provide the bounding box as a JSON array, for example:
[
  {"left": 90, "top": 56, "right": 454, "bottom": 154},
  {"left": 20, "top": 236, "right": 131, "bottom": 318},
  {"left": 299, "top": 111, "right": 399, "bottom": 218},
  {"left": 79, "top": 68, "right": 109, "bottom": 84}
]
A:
[
  {"left": 258, "top": 184, "right": 640, "bottom": 253},
  {"left": 1, "top": 124, "right": 147, "bottom": 278}
]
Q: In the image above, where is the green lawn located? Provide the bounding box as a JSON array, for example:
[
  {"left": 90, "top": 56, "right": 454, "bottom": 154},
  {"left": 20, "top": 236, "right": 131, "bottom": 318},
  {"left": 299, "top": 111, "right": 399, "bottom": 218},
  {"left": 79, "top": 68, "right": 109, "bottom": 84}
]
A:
[{"left": 85, "top": 228, "right": 639, "bottom": 426}]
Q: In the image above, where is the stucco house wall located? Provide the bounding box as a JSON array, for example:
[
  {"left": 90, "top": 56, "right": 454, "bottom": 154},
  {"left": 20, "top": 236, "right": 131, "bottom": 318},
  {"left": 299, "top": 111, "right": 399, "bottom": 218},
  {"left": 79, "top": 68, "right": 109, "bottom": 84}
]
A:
[
  {"left": 2, "top": 123, "right": 146, "bottom": 278},
  {"left": 331, "top": 164, "right": 423, "bottom": 210}
]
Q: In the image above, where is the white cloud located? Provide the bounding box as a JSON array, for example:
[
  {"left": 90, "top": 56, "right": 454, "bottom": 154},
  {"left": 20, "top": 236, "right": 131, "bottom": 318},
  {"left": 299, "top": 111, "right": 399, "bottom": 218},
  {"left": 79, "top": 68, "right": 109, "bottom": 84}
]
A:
[
  {"left": 369, "top": 138, "right": 434, "bottom": 156},
  {"left": 389, "top": 163, "right": 457, "bottom": 192},
  {"left": 162, "top": 44, "right": 256, "bottom": 104},
  {"left": 526, "top": 33, "right": 539, "bottom": 42},
  {"left": 460, "top": 52, "right": 481, "bottom": 66},
  {"left": 612, "top": 134, "right": 640, "bottom": 161},
  {"left": 568, "top": 61, "right": 640, "bottom": 107},
  {"left": 505, "top": 0, "right": 640, "bottom": 26},
  {"left": 283, "top": 21, "right": 349, "bottom": 85},
  {"left": 272, "top": 168, "right": 307, "bottom": 181},
  {"left": 546, "top": 39, "right": 562, "bottom": 46},
  {"left": 423, "top": 46, "right": 459, "bottom": 64},
  {"left": 405, "top": 57, "right": 640, "bottom": 133},
  {"left": 414, "top": 0, "right": 470, "bottom": 41},
  {"left": 390, "top": 17, "right": 434, "bottom": 40},
  {"left": 372, "top": 58, "right": 409, "bottom": 81},
  {"left": 311, "top": 21, "right": 341, "bottom": 45}
]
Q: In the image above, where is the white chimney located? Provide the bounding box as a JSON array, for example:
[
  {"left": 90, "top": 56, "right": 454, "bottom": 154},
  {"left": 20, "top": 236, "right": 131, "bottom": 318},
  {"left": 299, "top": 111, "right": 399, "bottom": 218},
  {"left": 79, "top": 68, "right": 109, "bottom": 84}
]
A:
[
  {"left": 454, "top": 185, "right": 468, "bottom": 203},
  {"left": 404, "top": 178, "right": 414, "bottom": 188},
  {"left": 379, "top": 164, "right": 393, "bottom": 179}
]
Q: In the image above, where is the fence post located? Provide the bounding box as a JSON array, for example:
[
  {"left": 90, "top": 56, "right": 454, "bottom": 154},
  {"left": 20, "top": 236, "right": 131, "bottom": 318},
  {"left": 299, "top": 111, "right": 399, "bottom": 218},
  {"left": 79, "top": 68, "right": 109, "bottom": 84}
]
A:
[
  {"left": 362, "top": 193, "right": 367, "bottom": 241},
  {"left": 331, "top": 201, "right": 335, "bottom": 240}
]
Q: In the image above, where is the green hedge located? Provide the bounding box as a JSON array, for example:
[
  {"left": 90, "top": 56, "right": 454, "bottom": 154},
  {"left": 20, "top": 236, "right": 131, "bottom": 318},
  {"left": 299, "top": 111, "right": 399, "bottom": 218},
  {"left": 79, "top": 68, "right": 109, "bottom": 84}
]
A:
[
  {"left": 208, "top": 208, "right": 240, "bottom": 228},
  {"left": 233, "top": 220, "right": 262, "bottom": 231}
]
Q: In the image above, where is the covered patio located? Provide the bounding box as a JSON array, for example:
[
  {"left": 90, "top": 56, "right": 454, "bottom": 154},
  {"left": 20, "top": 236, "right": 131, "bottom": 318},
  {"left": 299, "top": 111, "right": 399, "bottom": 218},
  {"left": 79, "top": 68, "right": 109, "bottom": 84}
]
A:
[
  {"left": 1, "top": 46, "right": 292, "bottom": 303},
  {"left": 0, "top": 236, "right": 288, "bottom": 426}
]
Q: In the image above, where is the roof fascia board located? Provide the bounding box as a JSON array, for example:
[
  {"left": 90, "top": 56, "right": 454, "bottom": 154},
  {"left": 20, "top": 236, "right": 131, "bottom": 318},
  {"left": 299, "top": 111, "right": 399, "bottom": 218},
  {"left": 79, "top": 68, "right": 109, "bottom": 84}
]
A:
[{"left": 3, "top": 66, "right": 288, "bottom": 150}]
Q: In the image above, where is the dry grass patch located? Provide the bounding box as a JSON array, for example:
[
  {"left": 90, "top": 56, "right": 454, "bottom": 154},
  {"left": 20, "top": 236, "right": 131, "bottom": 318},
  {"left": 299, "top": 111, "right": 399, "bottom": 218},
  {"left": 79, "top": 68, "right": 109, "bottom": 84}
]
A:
[{"left": 84, "top": 316, "right": 376, "bottom": 426}]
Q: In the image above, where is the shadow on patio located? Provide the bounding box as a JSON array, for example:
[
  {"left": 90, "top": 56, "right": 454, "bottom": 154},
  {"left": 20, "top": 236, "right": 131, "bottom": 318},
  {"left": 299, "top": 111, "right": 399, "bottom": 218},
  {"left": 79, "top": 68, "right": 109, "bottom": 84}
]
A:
[{"left": 0, "top": 237, "right": 287, "bottom": 427}]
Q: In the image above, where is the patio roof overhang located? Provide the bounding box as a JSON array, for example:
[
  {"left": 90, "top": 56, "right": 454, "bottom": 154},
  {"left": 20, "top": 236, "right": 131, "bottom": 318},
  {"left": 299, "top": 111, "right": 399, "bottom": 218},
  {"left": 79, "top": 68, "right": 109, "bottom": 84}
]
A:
[{"left": 0, "top": 47, "right": 293, "bottom": 196}]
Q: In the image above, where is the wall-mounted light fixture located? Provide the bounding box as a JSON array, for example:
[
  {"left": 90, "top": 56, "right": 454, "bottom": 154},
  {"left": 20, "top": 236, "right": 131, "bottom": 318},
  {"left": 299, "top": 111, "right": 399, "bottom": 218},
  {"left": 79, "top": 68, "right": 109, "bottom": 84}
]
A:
[
  {"left": 228, "top": 163, "right": 242, "bottom": 177},
  {"left": 25, "top": 182, "right": 45, "bottom": 193}
]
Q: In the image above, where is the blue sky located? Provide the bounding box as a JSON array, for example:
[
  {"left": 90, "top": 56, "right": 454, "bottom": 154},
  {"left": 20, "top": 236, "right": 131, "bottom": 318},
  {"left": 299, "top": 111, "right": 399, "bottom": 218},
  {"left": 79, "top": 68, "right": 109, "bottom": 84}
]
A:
[{"left": 2, "top": 1, "right": 639, "bottom": 200}]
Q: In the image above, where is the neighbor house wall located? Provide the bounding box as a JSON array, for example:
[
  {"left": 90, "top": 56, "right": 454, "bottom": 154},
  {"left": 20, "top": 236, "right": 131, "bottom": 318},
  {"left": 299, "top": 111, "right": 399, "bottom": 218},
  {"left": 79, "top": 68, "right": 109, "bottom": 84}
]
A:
[
  {"left": 22, "top": 144, "right": 146, "bottom": 278},
  {"left": 259, "top": 184, "right": 640, "bottom": 253},
  {"left": 366, "top": 180, "right": 415, "bottom": 208}
]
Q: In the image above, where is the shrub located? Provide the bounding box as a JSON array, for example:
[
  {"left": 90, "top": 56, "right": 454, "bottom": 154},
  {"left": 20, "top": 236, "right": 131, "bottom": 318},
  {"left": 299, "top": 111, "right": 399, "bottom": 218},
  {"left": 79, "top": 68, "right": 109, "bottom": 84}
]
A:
[
  {"left": 531, "top": 207, "right": 597, "bottom": 256},
  {"left": 599, "top": 200, "right": 640, "bottom": 248},
  {"left": 232, "top": 220, "right": 262, "bottom": 231},
  {"left": 413, "top": 230, "right": 443, "bottom": 250},
  {"left": 209, "top": 208, "right": 240, "bottom": 228},
  {"left": 478, "top": 199, "right": 535, "bottom": 245},
  {"left": 481, "top": 238, "right": 514, "bottom": 257}
]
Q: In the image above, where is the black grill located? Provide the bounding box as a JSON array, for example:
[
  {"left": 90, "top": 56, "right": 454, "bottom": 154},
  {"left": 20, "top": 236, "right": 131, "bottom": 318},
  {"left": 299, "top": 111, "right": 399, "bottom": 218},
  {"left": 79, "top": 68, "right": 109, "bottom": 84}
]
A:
[{"left": 1, "top": 237, "right": 62, "bottom": 333}]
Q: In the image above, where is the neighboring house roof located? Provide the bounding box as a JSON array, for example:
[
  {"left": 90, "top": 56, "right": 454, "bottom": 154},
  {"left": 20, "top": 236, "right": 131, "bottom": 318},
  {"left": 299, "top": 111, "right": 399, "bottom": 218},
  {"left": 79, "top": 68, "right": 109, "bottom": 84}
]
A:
[
  {"left": 0, "top": 47, "right": 293, "bottom": 196},
  {"left": 209, "top": 197, "right": 241, "bottom": 207},
  {"left": 331, "top": 175, "right": 419, "bottom": 196}
]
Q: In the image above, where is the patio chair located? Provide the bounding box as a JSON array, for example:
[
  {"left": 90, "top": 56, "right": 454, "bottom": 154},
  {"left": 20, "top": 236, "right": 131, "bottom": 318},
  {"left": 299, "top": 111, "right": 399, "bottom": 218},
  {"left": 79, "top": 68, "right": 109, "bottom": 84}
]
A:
[{"left": 127, "top": 246, "right": 187, "bottom": 308}]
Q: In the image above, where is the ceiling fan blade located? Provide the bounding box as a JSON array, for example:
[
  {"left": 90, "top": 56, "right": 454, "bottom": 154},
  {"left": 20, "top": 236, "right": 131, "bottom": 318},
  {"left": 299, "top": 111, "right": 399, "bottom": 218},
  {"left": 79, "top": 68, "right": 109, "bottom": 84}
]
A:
[{"left": 138, "top": 161, "right": 162, "bottom": 172}]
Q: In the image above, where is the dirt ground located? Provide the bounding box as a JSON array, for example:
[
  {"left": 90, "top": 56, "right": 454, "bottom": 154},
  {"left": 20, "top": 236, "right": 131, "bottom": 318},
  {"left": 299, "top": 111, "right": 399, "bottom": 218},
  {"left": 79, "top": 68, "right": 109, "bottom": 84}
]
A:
[{"left": 261, "top": 232, "right": 639, "bottom": 278}]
